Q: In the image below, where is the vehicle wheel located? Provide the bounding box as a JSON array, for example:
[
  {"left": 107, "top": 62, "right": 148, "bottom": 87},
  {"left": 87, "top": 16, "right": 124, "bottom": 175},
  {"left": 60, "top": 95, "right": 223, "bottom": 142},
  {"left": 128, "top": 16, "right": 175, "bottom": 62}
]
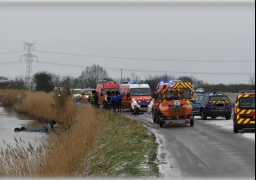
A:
[
  {"left": 156, "top": 112, "right": 160, "bottom": 124},
  {"left": 201, "top": 110, "right": 207, "bottom": 120},
  {"left": 234, "top": 125, "right": 239, "bottom": 133},
  {"left": 152, "top": 112, "right": 156, "bottom": 123},
  {"left": 225, "top": 115, "right": 231, "bottom": 120},
  {"left": 190, "top": 119, "right": 194, "bottom": 127},
  {"left": 160, "top": 121, "right": 164, "bottom": 128},
  {"left": 211, "top": 116, "right": 217, "bottom": 119}
]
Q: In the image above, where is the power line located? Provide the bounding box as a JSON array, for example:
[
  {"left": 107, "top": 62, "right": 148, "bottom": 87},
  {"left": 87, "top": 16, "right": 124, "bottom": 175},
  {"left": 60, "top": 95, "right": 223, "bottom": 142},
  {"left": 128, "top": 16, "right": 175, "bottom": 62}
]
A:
[
  {"left": 35, "top": 61, "right": 254, "bottom": 76},
  {"left": 34, "top": 50, "right": 254, "bottom": 63},
  {"left": 0, "top": 61, "right": 24, "bottom": 65},
  {"left": 0, "top": 50, "right": 25, "bottom": 56}
]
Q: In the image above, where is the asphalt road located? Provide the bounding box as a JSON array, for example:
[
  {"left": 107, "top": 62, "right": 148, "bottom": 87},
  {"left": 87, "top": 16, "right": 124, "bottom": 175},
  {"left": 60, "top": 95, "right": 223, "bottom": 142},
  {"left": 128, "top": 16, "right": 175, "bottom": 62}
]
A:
[{"left": 123, "top": 111, "right": 255, "bottom": 179}]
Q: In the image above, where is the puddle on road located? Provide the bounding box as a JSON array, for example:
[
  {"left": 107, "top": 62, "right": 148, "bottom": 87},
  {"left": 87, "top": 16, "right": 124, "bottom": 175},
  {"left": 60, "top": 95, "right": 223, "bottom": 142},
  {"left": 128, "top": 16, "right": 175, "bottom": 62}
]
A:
[{"left": 0, "top": 106, "right": 46, "bottom": 149}]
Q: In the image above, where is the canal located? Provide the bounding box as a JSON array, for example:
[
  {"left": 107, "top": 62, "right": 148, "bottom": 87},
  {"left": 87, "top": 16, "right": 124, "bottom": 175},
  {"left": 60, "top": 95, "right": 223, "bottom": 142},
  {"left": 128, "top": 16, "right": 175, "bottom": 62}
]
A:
[{"left": 0, "top": 106, "right": 46, "bottom": 149}]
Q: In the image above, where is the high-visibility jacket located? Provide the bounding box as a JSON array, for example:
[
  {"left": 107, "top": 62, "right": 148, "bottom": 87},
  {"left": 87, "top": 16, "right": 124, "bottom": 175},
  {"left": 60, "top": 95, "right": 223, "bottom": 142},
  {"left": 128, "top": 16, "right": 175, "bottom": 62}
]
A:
[{"left": 90, "top": 93, "right": 94, "bottom": 102}]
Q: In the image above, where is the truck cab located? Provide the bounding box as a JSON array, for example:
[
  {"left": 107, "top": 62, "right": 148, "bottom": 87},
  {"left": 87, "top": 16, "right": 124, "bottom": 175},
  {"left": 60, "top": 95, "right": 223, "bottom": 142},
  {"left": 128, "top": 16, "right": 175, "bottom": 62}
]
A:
[
  {"left": 155, "top": 80, "right": 194, "bottom": 103},
  {"left": 120, "top": 81, "right": 153, "bottom": 111},
  {"left": 233, "top": 90, "right": 255, "bottom": 133}
]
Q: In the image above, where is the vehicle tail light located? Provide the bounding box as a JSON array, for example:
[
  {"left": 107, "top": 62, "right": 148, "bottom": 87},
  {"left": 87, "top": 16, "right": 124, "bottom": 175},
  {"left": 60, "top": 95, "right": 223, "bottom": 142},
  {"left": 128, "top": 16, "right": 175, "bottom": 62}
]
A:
[{"left": 205, "top": 102, "right": 210, "bottom": 106}]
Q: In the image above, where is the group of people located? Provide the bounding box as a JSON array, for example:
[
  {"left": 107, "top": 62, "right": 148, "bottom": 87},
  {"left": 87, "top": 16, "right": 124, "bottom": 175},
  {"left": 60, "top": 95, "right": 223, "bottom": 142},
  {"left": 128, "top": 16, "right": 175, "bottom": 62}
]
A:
[{"left": 89, "top": 90, "right": 123, "bottom": 112}]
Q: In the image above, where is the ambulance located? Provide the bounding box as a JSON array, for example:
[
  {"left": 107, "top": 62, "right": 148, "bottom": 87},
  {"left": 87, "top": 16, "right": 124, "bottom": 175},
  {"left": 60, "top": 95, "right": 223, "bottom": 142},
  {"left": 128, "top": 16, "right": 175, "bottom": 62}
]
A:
[
  {"left": 120, "top": 81, "right": 153, "bottom": 111},
  {"left": 96, "top": 81, "right": 120, "bottom": 105}
]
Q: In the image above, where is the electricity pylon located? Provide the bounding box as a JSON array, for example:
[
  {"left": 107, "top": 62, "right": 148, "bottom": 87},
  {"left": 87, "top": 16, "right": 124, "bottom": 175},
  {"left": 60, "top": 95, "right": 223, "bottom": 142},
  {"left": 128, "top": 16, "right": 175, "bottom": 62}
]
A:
[{"left": 20, "top": 42, "right": 38, "bottom": 89}]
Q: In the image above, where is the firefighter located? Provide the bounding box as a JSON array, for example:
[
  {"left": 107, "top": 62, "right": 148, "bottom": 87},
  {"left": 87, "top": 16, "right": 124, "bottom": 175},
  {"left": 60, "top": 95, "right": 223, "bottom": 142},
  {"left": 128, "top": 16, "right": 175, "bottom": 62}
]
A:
[
  {"left": 103, "top": 92, "right": 108, "bottom": 110},
  {"left": 89, "top": 91, "right": 95, "bottom": 107},
  {"left": 106, "top": 91, "right": 112, "bottom": 111},
  {"left": 94, "top": 91, "right": 99, "bottom": 108}
]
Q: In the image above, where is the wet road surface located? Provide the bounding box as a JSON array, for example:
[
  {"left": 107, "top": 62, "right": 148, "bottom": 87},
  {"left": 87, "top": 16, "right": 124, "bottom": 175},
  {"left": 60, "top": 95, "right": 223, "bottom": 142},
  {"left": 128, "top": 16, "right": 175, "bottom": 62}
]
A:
[{"left": 123, "top": 110, "right": 255, "bottom": 179}]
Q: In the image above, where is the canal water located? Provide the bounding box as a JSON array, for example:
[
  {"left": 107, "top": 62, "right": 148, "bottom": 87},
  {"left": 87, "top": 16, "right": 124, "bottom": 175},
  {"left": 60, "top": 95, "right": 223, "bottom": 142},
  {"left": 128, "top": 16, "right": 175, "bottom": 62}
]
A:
[{"left": 0, "top": 106, "right": 46, "bottom": 149}]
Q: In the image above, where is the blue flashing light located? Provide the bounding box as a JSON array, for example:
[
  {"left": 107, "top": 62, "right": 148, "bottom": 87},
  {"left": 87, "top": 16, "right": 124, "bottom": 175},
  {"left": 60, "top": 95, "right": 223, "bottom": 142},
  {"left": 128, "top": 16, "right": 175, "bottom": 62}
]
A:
[
  {"left": 169, "top": 80, "right": 173, "bottom": 83},
  {"left": 170, "top": 85, "right": 174, "bottom": 88},
  {"left": 130, "top": 81, "right": 137, "bottom": 84},
  {"left": 160, "top": 81, "right": 164, "bottom": 84}
]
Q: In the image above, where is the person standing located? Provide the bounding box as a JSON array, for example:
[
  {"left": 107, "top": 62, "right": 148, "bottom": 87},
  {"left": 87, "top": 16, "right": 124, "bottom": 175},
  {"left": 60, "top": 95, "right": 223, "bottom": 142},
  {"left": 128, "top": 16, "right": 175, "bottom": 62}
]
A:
[
  {"left": 94, "top": 92, "right": 99, "bottom": 108},
  {"left": 117, "top": 92, "right": 122, "bottom": 112},
  {"left": 89, "top": 91, "right": 95, "bottom": 107},
  {"left": 110, "top": 91, "right": 117, "bottom": 111}
]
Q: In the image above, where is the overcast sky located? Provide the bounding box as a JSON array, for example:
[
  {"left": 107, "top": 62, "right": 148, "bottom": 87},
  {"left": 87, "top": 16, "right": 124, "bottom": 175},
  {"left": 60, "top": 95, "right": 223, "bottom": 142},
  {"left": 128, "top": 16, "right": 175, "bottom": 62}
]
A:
[{"left": 0, "top": 1, "right": 255, "bottom": 84}]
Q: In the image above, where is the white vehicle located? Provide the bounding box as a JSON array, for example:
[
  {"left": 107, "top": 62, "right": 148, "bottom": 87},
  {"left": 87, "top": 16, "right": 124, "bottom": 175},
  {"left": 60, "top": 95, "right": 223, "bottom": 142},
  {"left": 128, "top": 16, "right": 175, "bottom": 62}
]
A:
[{"left": 195, "top": 88, "right": 204, "bottom": 93}]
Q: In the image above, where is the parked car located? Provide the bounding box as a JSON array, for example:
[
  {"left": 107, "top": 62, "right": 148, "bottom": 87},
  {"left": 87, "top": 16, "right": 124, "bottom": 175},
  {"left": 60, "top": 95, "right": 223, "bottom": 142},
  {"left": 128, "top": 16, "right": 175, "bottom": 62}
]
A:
[
  {"left": 192, "top": 92, "right": 232, "bottom": 120},
  {"left": 195, "top": 88, "right": 204, "bottom": 93}
]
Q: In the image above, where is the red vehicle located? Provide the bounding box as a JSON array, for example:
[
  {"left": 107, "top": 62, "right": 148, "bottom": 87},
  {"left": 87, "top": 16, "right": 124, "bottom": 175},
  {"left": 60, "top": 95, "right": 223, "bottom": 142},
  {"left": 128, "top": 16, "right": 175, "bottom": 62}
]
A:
[
  {"left": 120, "top": 81, "right": 152, "bottom": 111},
  {"left": 152, "top": 86, "right": 194, "bottom": 128},
  {"left": 96, "top": 81, "right": 120, "bottom": 105},
  {"left": 156, "top": 80, "right": 194, "bottom": 103}
]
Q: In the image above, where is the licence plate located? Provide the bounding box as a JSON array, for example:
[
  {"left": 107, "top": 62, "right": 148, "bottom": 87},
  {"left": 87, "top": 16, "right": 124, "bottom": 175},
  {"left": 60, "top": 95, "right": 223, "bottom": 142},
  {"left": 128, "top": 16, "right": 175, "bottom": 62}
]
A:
[{"left": 217, "top": 107, "right": 225, "bottom": 109}]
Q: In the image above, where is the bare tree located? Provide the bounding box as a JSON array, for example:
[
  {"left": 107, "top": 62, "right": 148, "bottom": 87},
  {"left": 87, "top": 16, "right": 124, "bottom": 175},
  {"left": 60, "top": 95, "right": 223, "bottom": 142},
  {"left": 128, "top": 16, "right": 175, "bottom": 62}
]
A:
[
  {"left": 249, "top": 74, "right": 255, "bottom": 86},
  {"left": 81, "top": 64, "right": 109, "bottom": 88}
]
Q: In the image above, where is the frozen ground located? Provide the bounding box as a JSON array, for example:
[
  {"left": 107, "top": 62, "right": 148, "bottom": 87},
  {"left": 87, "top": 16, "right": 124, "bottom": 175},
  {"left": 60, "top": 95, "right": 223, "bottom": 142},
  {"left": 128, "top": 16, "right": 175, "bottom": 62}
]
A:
[{"left": 195, "top": 116, "right": 255, "bottom": 141}]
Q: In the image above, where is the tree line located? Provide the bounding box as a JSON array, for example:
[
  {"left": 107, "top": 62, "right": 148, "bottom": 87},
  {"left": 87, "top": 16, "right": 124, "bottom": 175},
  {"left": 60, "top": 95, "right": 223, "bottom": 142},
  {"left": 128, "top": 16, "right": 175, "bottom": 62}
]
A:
[{"left": 0, "top": 64, "right": 255, "bottom": 93}]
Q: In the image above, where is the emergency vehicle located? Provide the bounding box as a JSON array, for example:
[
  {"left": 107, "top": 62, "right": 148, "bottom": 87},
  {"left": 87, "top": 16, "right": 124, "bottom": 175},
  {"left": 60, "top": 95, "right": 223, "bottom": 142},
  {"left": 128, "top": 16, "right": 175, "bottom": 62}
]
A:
[
  {"left": 120, "top": 81, "right": 153, "bottom": 111},
  {"left": 96, "top": 81, "right": 120, "bottom": 105},
  {"left": 233, "top": 90, "right": 255, "bottom": 133},
  {"left": 152, "top": 84, "right": 194, "bottom": 128},
  {"left": 192, "top": 92, "right": 232, "bottom": 120},
  {"left": 82, "top": 88, "right": 96, "bottom": 99},
  {"left": 155, "top": 80, "right": 194, "bottom": 103}
]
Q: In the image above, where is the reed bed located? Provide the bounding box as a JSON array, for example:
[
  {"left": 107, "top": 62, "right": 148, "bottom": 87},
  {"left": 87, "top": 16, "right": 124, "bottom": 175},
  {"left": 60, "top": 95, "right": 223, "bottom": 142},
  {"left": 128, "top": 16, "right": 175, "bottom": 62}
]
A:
[
  {"left": 0, "top": 90, "right": 26, "bottom": 106},
  {"left": 0, "top": 91, "right": 159, "bottom": 178}
]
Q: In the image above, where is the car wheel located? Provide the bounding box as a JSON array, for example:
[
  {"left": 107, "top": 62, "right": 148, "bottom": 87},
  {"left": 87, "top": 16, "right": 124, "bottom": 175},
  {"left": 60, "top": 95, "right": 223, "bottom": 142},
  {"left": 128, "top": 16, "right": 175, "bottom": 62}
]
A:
[
  {"left": 211, "top": 116, "right": 217, "bottom": 119},
  {"left": 225, "top": 115, "right": 231, "bottom": 120},
  {"left": 160, "top": 121, "right": 164, "bottom": 128},
  {"left": 190, "top": 119, "right": 194, "bottom": 127},
  {"left": 152, "top": 112, "right": 156, "bottom": 123},
  {"left": 201, "top": 110, "right": 207, "bottom": 120},
  {"left": 234, "top": 125, "right": 240, "bottom": 133}
]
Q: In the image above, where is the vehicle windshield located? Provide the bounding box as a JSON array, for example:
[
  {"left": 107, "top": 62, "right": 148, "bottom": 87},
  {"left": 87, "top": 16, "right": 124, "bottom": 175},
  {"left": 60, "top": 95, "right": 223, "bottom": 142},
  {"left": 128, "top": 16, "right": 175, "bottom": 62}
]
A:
[
  {"left": 239, "top": 97, "right": 255, "bottom": 109},
  {"left": 165, "top": 91, "right": 180, "bottom": 101},
  {"left": 72, "top": 89, "right": 83, "bottom": 94},
  {"left": 210, "top": 96, "right": 229, "bottom": 101},
  {"left": 184, "top": 88, "right": 191, "bottom": 99},
  {"left": 131, "top": 88, "right": 151, "bottom": 96},
  {"left": 104, "top": 88, "right": 120, "bottom": 94},
  {"left": 84, "top": 91, "right": 92, "bottom": 95}
]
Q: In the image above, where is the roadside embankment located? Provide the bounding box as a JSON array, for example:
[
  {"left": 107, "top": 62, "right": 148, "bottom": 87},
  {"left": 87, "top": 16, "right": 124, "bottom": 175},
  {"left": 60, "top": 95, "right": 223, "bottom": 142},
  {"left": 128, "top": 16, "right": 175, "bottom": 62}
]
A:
[{"left": 0, "top": 91, "right": 159, "bottom": 178}]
